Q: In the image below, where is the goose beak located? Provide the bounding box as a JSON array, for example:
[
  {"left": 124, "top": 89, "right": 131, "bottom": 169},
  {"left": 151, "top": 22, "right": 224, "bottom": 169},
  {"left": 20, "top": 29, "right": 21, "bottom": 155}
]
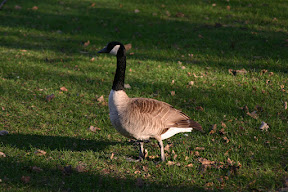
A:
[{"left": 98, "top": 47, "right": 109, "bottom": 53}]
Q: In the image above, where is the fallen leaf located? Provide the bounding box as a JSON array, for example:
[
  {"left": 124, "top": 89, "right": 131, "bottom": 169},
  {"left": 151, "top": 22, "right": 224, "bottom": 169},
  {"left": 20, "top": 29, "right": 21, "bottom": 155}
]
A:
[
  {"left": 198, "top": 158, "right": 215, "bottom": 166},
  {"left": 196, "top": 106, "right": 204, "bottom": 111},
  {"left": 195, "top": 147, "right": 205, "bottom": 151},
  {"left": 31, "top": 166, "right": 43, "bottom": 172},
  {"left": 259, "top": 121, "right": 269, "bottom": 131},
  {"left": 171, "top": 80, "right": 175, "bottom": 85},
  {"left": 188, "top": 81, "right": 194, "bottom": 86},
  {"left": 222, "top": 136, "right": 230, "bottom": 143},
  {"left": 34, "top": 150, "right": 46, "bottom": 156},
  {"left": 198, "top": 34, "right": 204, "bottom": 39},
  {"left": 164, "top": 144, "right": 172, "bottom": 152},
  {"left": 83, "top": 40, "right": 90, "bottom": 47},
  {"left": 124, "top": 84, "right": 131, "bottom": 89},
  {"left": 229, "top": 68, "right": 247, "bottom": 76},
  {"left": 142, "top": 166, "right": 148, "bottom": 172},
  {"left": 0, "top": 130, "right": 9, "bottom": 136},
  {"left": 45, "top": 94, "right": 55, "bottom": 102},
  {"left": 285, "top": 101, "right": 287, "bottom": 110},
  {"left": 90, "top": 57, "right": 95, "bottom": 62},
  {"left": 60, "top": 87, "right": 68, "bottom": 92},
  {"left": 110, "top": 153, "right": 114, "bottom": 160},
  {"left": 247, "top": 111, "right": 258, "bottom": 119},
  {"left": 0, "top": 152, "right": 6, "bottom": 157},
  {"left": 194, "top": 151, "right": 200, "bottom": 156},
  {"left": 166, "top": 10, "right": 171, "bottom": 17},
  {"left": 186, "top": 163, "right": 193, "bottom": 167},
  {"left": 221, "top": 122, "right": 227, "bottom": 128},
  {"left": 75, "top": 164, "right": 86, "bottom": 173},
  {"left": 134, "top": 9, "right": 140, "bottom": 13},
  {"left": 32, "top": 6, "right": 38, "bottom": 10},
  {"left": 219, "top": 128, "right": 226, "bottom": 135},
  {"left": 166, "top": 161, "right": 175, "bottom": 166},
  {"left": 170, "top": 91, "right": 175, "bottom": 96},
  {"left": 15, "top": 5, "right": 22, "bottom": 9},
  {"left": 21, "top": 176, "right": 31, "bottom": 184},
  {"left": 227, "top": 5, "right": 231, "bottom": 10},
  {"left": 124, "top": 44, "right": 132, "bottom": 51},
  {"left": 212, "top": 3, "right": 216, "bottom": 7},
  {"left": 176, "top": 12, "right": 185, "bottom": 17},
  {"left": 91, "top": 3, "right": 96, "bottom": 7},
  {"left": 209, "top": 124, "right": 217, "bottom": 134},
  {"left": 88, "top": 126, "right": 101, "bottom": 133},
  {"left": 97, "top": 95, "right": 104, "bottom": 102}
]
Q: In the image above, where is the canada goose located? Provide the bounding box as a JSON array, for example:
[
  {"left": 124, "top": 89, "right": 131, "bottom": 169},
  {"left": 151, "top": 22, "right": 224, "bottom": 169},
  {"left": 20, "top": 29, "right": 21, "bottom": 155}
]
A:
[{"left": 98, "top": 41, "right": 203, "bottom": 161}]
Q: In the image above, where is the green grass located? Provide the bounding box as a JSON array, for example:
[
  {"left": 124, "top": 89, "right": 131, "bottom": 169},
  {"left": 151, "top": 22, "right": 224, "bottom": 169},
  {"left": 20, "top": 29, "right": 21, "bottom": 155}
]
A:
[{"left": 1, "top": 0, "right": 288, "bottom": 191}]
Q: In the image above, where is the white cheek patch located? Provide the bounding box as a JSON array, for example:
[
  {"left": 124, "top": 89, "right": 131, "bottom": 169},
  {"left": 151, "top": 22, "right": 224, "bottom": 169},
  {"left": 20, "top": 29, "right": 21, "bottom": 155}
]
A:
[{"left": 109, "top": 45, "right": 120, "bottom": 55}]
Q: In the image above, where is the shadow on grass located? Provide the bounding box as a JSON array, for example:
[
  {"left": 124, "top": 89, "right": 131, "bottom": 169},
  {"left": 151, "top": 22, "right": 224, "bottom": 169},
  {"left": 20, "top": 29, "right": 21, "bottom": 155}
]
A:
[
  {"left": 0, "top": 158, "right": 206, "bottom": 192},
  {"left": 1, "top": 1, "right": 287, "bottom": 73}
]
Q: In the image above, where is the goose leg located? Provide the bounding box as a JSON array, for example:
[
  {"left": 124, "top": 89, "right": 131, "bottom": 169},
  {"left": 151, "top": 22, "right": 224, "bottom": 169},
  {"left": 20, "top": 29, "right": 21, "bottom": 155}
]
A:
[
  {"left": 139, "top": 141, "right": 145, "bottom": 160},
  {"left": 158, "top": 139, "right": 165, "bottom": 162}
]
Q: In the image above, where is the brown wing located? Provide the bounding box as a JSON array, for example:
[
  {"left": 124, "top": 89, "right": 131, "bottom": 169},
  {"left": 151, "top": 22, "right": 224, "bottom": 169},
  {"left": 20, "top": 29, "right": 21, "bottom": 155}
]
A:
[{"left": 127, "top": 98, "right": 203, "bottom": 133}]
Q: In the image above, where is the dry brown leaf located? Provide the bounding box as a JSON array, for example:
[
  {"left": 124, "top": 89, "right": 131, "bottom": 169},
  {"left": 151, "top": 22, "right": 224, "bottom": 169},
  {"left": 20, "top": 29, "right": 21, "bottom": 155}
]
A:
[
  {"left": 124, "top": 84, "right": 131, "bottom": 89},
  {"left": 60, "top": 87, "right": 68, "bottom": 92},
  {"left": 212, "top": 3, "right": 216, "bottom": 7},
  {"left": 223, "top": 136, "right": 230, "bottom": 143},
  {"left": 124, "top": 44, "right": 132, "bottom": 51},
  {"left": 91, "top": 3, "right": 96, "bottom": 7},
  {"left": 134, "top": 170, "right": 141, "bottom": 174},
  {"left": 97, "top": 95, "right": 104, "bottom": 102},
  {"left": 194, "top": 151, "right": 200, "bottom": 156},
  {"left": 46, "top": 94, "right": 55, "bottom": 102},
  {"left": 142, "top": 166, "right": 148, "bottom": 172},
  {"left": 186, "top": 163, "right": 193, "bottom": 167},
  {"left": 21, "top": 176, "right": 31, "bottom": 184},
  {"left": 164, "top": 144, "right": 172, "bottom": 152},
  {"left": 188, "top": 81, "right": 194, "bottom": 86},
  {"left": 75, "top": 164, "right": 86, "bottom": 173},
  {"left": 83, "top": 40, "right": 90, "bottom": 47},
  {"left": 221, "top": 122, "right": 227, "bottom": 128},
  {"left": 31, "top": 166, "right": 43, "bottom": 172},
  {"left": 15, "top": 5, "right": 22, "bottom": 9},
  {"left": 171, "top": 80, "right": 175, "bottom": 85},
  {"left": 0, "top": 152, "right": 6, "bottom": 157},
  {"left": 110, "top": 153, "right": 114, "bottom": 160},
  {"left": 0, "top": 130, "right": 9, "bottom": 136},
  {"left": 259, "top": 121, "right": 269, "bottom": 131},
  {"left": 219, "top": 128, "right": 226, "bottom": 135},
  {"left": 32, "top": 6, "right": 38, "bottom": 10},
  {"left": 185, "top": 156, "right": 189, "bottom": 161},
  {"left": 285, "top": 101, "right": 287, "bottom": 110},
  {"left": 198, "top": 157, "right": 215, "bottom": 166},
  {"left": 34, "top": 150, "right": 46, "bottom": 156},
  {"left": 195, "top": 147, "right": 205, "bottom": 151},
  {"left": 88, "top": 126, "right": 101, "bottom": 133},
  {"left": 166, "top": 161, "right": 175, "bottom": 166},
  {"left": 134, "top": 9, "right": 140, "bottom": 13},
  {"left": 229, "top": 68, "right": 247, "bottom": 76},
  {"left": 90, "top": 57, "right": 95, "bottom": 62},
  {"left": 170, "top": 91, "right": 175, "bottom": 96},
  {"left": 227, "top": 5, "right": 231, "bottom": 10},
  {"left": 247, "top": 111, "right": 258, "bottom": 119},
  {"left": 196, "top": 106, "right": 204, "bottom": 111},
  {"left": 176, "top": 12, "right": 185, "bottom": 17},
  {"left": 209, "top": 124, "right": 217, "bottom": 134}
]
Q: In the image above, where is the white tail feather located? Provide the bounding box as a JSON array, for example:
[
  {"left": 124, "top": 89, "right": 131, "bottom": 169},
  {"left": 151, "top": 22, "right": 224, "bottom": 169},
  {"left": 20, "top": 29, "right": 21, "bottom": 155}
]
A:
[{"left": 161, "top": 127, "right": 193, "bottom": 140}]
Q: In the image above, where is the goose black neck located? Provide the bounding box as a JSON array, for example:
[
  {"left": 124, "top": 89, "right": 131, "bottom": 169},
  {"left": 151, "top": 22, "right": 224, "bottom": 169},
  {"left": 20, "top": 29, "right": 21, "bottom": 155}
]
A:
[{"left": 112, "top": 55, "right": 126, "bottom": 91}]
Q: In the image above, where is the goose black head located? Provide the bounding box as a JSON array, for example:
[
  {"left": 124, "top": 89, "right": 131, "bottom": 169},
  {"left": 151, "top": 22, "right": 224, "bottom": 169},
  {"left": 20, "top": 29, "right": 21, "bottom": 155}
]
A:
[{"left": 98, "top": 41, "right": 125, "bottom": 56}]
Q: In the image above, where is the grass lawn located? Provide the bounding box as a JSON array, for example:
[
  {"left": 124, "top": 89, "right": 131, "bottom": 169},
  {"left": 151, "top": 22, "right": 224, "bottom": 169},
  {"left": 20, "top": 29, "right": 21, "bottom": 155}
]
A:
[{"left": 0, "top": 0, "right": 288, "bottom": 191}]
